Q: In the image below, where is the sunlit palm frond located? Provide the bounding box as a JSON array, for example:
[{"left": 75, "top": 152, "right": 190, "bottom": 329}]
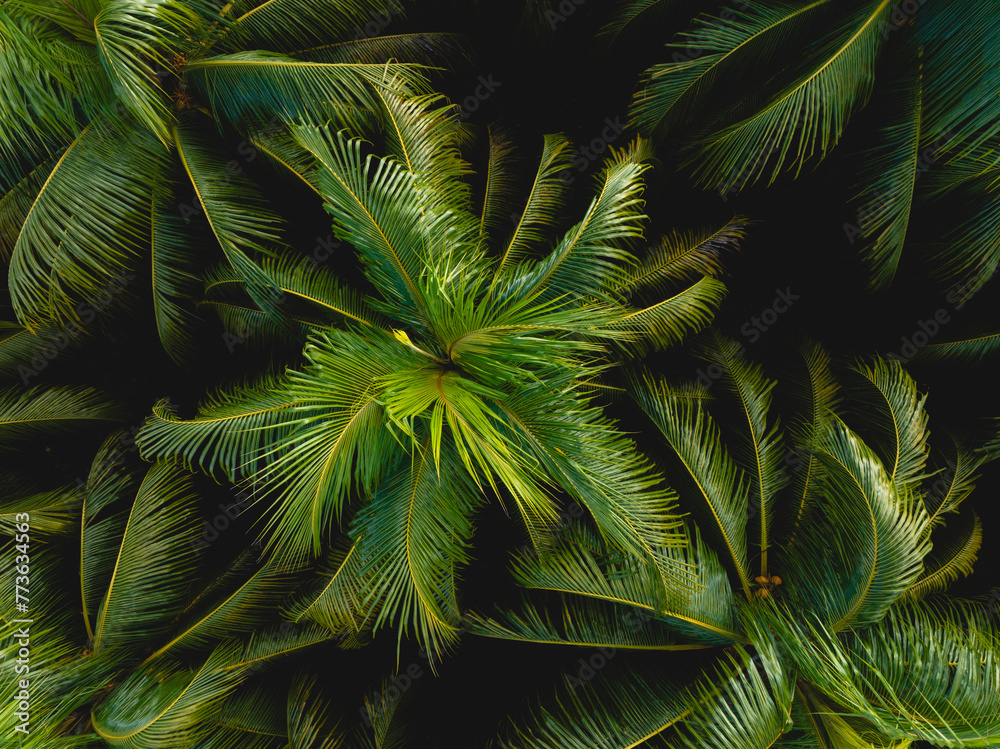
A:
[
  {"left": 511, "top": 139, "right": 653, "bottom": 303},
  {"left": 220, "top": 0, "right": 386, "bottom": 54},
  {"left": 904, "top": 507, "right": 982, "bottom": 602},
  {"left": 91, "top": 462, "right": 202, "bottom": 653},
  {"left": 91, "top": 641, "right": 249, "bottom": 748},
  {"left": 781, "top": 338, "right": 840, "bottom": 550},
  {"left": 614, "top": 216, "right": 747, "bottom": 297},
  {"left": 845, "top": 357, "right": 930, "bottom": 499},
  {"left": 136, "top": 372, "right": 303, "bottom": 481},
  {"left": 787, "top": 418, "right": 930, "bottom": 632}
]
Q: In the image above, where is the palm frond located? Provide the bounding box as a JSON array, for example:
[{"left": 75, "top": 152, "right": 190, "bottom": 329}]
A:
[
  {"left": 220, "top": 0, "right": 389, "bottom": 54},
  {"left": 782, "top": 338, "right": 840, "bottom": 550},
  {"left": 0, "top": 320, "right": 86, "bottom": 381},
  {"left": 787, "top": 418, "right": 930, "bottom": 631},
  {"left": 629, "top": 368, "right": 754, "bottom": 600},
  {"left": 91, "top": 462, "right": 201, "bottom": 652},
  {"left": 907, "top": 331, "right": 1000, "bottom": 365},
  {"left": 183, "top": 51, "right": 426, "bottom": 131},
  {"left": 845, "top": 357, "right": 930, "bottom": 499},
  {"left": 91, "top": 642, "right": 249, "bottom": 748},
  {"left": 9, "top": 116, "right": 166, "bottom": 327},
  {"left": 93, "top": 0, "right": 199, "bottom": 144},
  {"left": 922, "top": 432, "right": 984, "bottom": 526},
  {"left": 0, "top": 153, "right": 59, "bottom": 258},
  {"left": 173, "top": 120, "right": 285, "bottom": 314},
  {"left": 512, "top": 139, "right": 653, "bottom": 303},
  {"left": 136, "top": 371, "right": 303, "bottom": 481},
  {"left": 0, "top": 384, "right": 126, "bottom": 445},
  {"left": 904, "top": 508, "right": 982, "bottom": 602},
  {"left": 287, "top": 673, "right": 345, "bottom": 749},
  {"left": 685, "top": 0, "right": 893, "bottom": 191},
  {"left": 697, "top": 331, "right": 788, "bottom": 576},
  {"left": 629, "top": 0, "right": 836, "bottom": 140},
  {"left": 348, "top": 433, "right": 482, "bottom": 665},
  {"left": 614, "top": 216, "right": 747, "bottom": 297},
  {"left": 290, "top": 32, "right": 469, "bottom": 68},
  {"left": 478, "top": 125, "right": 520, "bottom": 242},
  {"left": 494, "top": 133, "right": 574, "bottom": 276},
  {"left": 510, "top": 524, "right": 741, "bottom": 645},
  {"left": 851, "top": 71, "right": 923, "bottom": 290},
  {"left": 600, "top": 0, "right": 674, "bottom": 49},
  {"left": 0, "top": 472, "right": 79, "bottom": 536}
]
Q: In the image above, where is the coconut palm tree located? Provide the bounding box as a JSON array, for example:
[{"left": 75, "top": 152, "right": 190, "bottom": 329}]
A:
[
  {"left": 610, "top": 0, "right": 1000, "bottom": 302},
  {"left": 135, "top": 89, "right": 746, "bottom": 662},
  {"left": 467, "top": 338, "right": 1000, "bottom": 748},
  {"left": 0, "top": 0, "right": 462, "bottom": 364}
]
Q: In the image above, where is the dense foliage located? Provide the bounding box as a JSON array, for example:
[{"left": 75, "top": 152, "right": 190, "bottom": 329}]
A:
[{"left": 1, "top": 1, "right": 998, "bottom": 747}]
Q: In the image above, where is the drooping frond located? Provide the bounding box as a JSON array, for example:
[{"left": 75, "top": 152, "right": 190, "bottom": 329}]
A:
[
  {"left": 782, "top": 338, "right": 840, "bottom": 549},
  {"left": 629, "top": 369, "right": 754, "bottom": 600},
  {"left": 151, "top": 180, "right": 204, "bottom": 365},
  {"left": 291, "top": 32, "right": 469, "bottom": 69},
  {"left": 770, "top": 600, "right": 1000, "bottom": 747},
  {"left": 787, "top": 418, "right": 930, "bottom": 632},
  {"left": 143, "top": 553, "right": 308, "bottom": 663},
  {"left": 510, "top": 524, "right": 741, "bottom": 645},
  {"left": 348, "top": 433, "right": 482, "bottom": 666},
  {"left": 922, "top": 432, "right": 984, "bottom": 526},
  {"left": 9, "top": 117, "right": 166, "bottom": 327},
  {"left": 91, "top": 642, "right": 249, "bottom": 748},
  {"left": 685, "top": 0, "right": 894, "bottom": 191},
  {"left": 907, "top": 331, "right": 1000, "bottom": 365},
  {"left": 173, "top": 120, "right": 285, "bottom": 314},
  {"left": 91, "top": 462, "right": 201, "bottom": 652},
  {"left": 614, "top": 216, "right": 747, "bottom": 297},
  {"left": 0, "top": 472, "right": 78, "bottom": 536},
  {"left": 845, "top": 357, "right": 930, "bottom": 499},
  {"left": 600, "top": 0, "right": 674, "bottom": 49},
  {"left": 252, "top": 329, "right": 414, "bottom": 560},
  {"left": 136, "top": 371, "right": 303, "bottom": 481},
  {"left": 904, "top": 508, "right": 982, "bottom": 602},
  {"left": 204, "top": 684, "right": 288, "bottom": 749},
  {"left": 478, "top": 124, "right": 520, "bottom": 241},
  {"left": 80, "top": 432, "right": 146, "bottom": 642},
  {"left": 0, "top": 153, "right": 59, "bottom": 259},
  {"left": 630, "top": 0, "right": 835, "bottom": 140},
  {"left": 183, "top": 52, "right": 427, "bottom": 131},
  {"left": 851, "top": 71, "right": 923, "bottom": 290},
  {"left": 0, "top": 384, "right": 126, "bottom": 445},
  {"left": 283, "top": 534, "right": 375, "bottom": 635},
  {"left": 92, "top": 0, "right": 200, "bottom": 144},
  {"left": 287, "top": 673, "right": 345, "bottom": 749},
  {"left": 466, "top": 595, "right": 701, "bottom": 651},
  {"left": 697, "top": 331, "right": 787, "bottom": 576}
]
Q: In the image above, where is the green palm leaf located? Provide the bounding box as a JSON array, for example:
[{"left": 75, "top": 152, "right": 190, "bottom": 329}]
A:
[
  {"left": 9, "top": 116, "right": 166, "bottom": 327},
  {"left": 0, "top": 472, "right": 79, "bottom": 536},
  {"left": 685, "top": 0, "right": 894, "bottom": 191},
  {"left": 697, "top": 331, "right": 787, "bottom": 576},
  {"left": 629, "top": 368, "right": 754, "bottom": 599},
  {"left": 219, "top": 0, "right": 388, "bottom": 54},
  {"left": 290, "top": 31, "right": 468, "bottom": 68},
  {"left": 0, "top": 384, "right": 126, "bottom": 445},
  {"left": 846, "top": 357, "right": 930, "bottom": 499},
  {"left": 91, "top": 462, "right": 201, "bottom": 652},
  {"left": 136, "top": 372, "right": 304, "bottom": 481},
  {"left": 787, "top": 417, "right": 930, "bottom": 631},
  {"left": 904, "top": 508, "right": 982, "bottom": 602},
  {"left": 907, "top": 331, "right": 1000, "bottom": 365},
  {"left": 91, "top": 641, "right": 249, "bottom": 748}
]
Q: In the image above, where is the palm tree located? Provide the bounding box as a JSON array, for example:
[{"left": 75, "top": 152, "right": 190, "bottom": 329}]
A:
[
  {"left": 609, "top": 0, "right": 1000, "bottom": 301},
  {"left": 135, "top": 90, "right": 747, "bottom": 662},
  {"left": 467, "top": 337, "right": 1000, "bottom": 747},
  {"left": 0, "top": 0, "right": 461, "bottom": 364}
]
